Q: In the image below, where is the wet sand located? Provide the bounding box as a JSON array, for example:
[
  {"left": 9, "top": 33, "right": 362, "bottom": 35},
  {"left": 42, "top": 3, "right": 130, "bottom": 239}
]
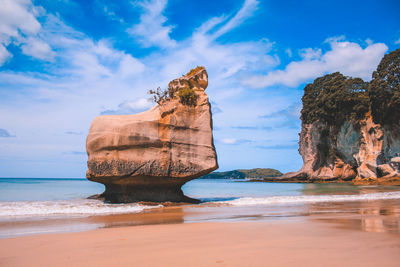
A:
[
  {"left": 1, "top": 198, "right": 400, "bottom": 266},
  {"left": 2, "top": 198, "right": 400, "bottom": 238},
  {"left": 1, "top": 219, "right": 400, "bottom": 267}
]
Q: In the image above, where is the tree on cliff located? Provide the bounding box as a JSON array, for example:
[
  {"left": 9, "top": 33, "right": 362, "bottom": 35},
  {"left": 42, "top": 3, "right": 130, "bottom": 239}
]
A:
[
  {"left": 301, "top": 72, "right": 369, "bottom": 126},
  {"left": 369, "top": 48, "right": 400, "bottom": 125}
]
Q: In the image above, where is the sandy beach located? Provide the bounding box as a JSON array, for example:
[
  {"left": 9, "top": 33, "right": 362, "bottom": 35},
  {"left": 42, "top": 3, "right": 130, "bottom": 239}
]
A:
[
  {"left": 1, "top": 219, "right": 400, "bottom": 267},
  {"left": 1, "top": 180, "right": 400, "bottom": 266}
]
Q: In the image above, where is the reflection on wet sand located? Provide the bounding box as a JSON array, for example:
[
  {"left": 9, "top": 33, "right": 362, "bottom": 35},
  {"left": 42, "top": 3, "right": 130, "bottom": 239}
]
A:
[
  {"left": 0, "top": 206, "right": 187, "bottom": 238},
  {"left": 89, "top": 206, "right": 186, "bottom": 228},
  {"left": 300, "top": 184, "right": 400, "bottom": 234},
  {"left": 301, "top": 183, "right": 400, "bottom": 195},
  {"left": 308, "top": 199, "right": 400, "bottom": 234}
]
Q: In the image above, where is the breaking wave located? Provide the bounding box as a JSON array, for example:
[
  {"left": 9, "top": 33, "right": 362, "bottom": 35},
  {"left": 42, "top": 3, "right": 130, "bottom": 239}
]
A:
[
  {"left": 218, "top": 191, "right": 400, "bottom": 206},
  {"left": 0, "top": 199, "right": 161, "bottom": 219},
  {"left": 2, "top": 192, "right": 400, "bottom": 220}
]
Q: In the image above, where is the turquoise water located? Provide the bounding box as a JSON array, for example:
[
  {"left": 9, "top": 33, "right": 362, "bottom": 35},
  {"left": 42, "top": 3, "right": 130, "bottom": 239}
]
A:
[
  {"left": 0, "top": 178, "right": 304, "bottom": 202},
  {"left": 0, "top": 178, "right": 400, "bottom": 219},
  {"left": 0, "top": 178, "right": 104, "bottom": 202},
  {"left": 1, "top": 178, "right": 400, "bottom": 237}
]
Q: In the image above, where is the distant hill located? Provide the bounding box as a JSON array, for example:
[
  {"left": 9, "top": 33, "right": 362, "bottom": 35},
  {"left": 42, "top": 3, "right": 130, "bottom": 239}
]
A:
[{"left": 200, "top": 168, "right": 283, "bottom": 179}]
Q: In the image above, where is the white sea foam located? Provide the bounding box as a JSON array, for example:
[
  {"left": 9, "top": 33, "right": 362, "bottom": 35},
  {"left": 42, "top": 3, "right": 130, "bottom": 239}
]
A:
[
  {"left": 1, "top": 192, "right": 400, "bottom": 219},
  {"left": 0, "top": 199, "right": 161, "bottom": 218},
  {"left": 219, "top": 191, "right": 400, "bottom": 207}
]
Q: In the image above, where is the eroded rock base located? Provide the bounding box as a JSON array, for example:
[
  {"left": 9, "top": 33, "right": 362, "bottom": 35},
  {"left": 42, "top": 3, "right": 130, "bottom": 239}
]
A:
[
  {"left": 89, "top": 176, "right": 200, "bottom": 203},
  {"left": 100, "top": 184, "right": 199, "bottom": 203}
]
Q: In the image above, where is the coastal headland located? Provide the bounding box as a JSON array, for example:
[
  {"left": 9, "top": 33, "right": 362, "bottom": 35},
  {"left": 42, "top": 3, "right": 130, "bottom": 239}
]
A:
[{"left": 277, "top": 49, "right": 400, "bottom": 185}]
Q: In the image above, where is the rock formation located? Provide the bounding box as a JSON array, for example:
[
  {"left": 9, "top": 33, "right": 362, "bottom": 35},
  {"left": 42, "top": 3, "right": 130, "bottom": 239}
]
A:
[
  {"left": 86, "top": 67, "right": 218, "bottom": 203},
  {"left": 283, "top": 49, "right": 400, "bottom": 184}
]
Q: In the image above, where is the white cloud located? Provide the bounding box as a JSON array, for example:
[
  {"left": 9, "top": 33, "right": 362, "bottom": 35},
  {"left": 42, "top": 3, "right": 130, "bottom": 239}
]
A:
[
  {"left": 395, "top": 38, "right": 400, "bottom": 45},
  {"left": 21, "top": 37, "right": 55, "bottom": 61},
  {"left": 0, "top": 0, "right": 55, "bottom": 65},
  {"left": 194, "top": 15, "right": 227, "bottom": 36},
  {"left": 35, "top": 24, "right": 146, "bottom": 82},
  {"left": 94, "top": 0, "right": 124, "bottom": 23},
  {"left": 0, "top": 128, "right": 15, "bottom": 137},
  {"left": 211, "top": 0, "right": 259, "bottom": 39},
  {"left": 127, "top": 0, "right": 176, "bottom": 48},
  {"left": 219, "top": 138, "right": 253, "bottom": 145},
  {"left": 221, "top": 138, "right": 237, "bottom": 144},
  {"left": 124, "top": 98, "right": 153, "bottom": 110},
  {"left": 244, "top": 38, "right": 388, "bottom": 88},
  {"left": 285, "top": 48, "right": 292, "bottom": 58},
  {"left": 298, "top": 47, "right": 321, "bottom": 60},
  {"left": 0, "top": 0, "right": 41, "bottom": 38},
  {"left": 101, "top": 98, "right": 154, "bottom": 115},
  {"left": 365, "top": 38, "right": 373, "bottom": 45},
  {"left": 0, "top": 43, "right": 12, "bottom": 65},
  {"left": 118, "top": 54, "right": 146, "bottom": 77}
]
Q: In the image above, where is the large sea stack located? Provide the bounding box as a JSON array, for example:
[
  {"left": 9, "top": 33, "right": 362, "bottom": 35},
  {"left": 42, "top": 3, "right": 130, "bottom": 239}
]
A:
[
  {"left": 284, "top": 49, "right": 400, "bottom": 184},
  {"left": 86, "top": 67, "right": 218, "bottom": 203}
]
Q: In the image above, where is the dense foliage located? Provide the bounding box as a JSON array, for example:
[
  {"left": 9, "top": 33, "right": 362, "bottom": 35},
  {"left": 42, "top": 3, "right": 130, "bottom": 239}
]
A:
[
  {"left": 178, "top": 86, "right": 198, "bottom": 106},
  {"left": 301, "top": 49, "right": 400, "bottom": 126},
  {"left": 201, "top": 168, "right": 283, "bottom": 179},
  {"left": 369, "top": 49, "right": 400, "bottom": 125},
  {"left": 301, "top": 72, "right": 369, "bottom": 126},
  {"left": 237, "top": 168, "right": 283, "bottom": 178}
]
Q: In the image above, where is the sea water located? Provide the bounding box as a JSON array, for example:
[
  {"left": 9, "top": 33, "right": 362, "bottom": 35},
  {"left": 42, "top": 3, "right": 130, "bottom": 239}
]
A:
[
  {"left": 1, "top": 178, "right": 400, "bottom": 219},
  {"left": 1, "top": 178, "right": 400, "bottom": 237}
]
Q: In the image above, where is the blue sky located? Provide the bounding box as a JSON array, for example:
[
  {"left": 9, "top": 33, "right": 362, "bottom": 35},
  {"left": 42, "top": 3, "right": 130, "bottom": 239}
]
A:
[{"left": 0, "top": 0, "right": 399, "bottom": 178}]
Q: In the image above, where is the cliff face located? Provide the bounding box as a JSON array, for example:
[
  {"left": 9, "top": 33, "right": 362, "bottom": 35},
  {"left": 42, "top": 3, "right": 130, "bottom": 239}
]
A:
[
  {"left": 285, "top": 49, "right": 400, "bottom": 184},
  {"left": 288, "top": 114, "right": 400, "bottom": 182},
  {"left": 86, "top": 67, "right": 218, "bottom": 203}
]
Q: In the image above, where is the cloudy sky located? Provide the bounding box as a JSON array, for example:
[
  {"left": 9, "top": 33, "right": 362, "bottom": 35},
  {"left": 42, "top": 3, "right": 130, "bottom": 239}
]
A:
[{"left": 0, "top": 0, "right": 399, "bottom": 178}]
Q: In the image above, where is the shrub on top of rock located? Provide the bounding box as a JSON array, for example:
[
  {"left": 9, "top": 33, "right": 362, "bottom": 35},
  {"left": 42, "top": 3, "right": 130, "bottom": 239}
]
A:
[
  {"left": 185, "top": 66, "right": 205, "bottom": 77},
  {"left": 178, "top": 86, "right": 198, "bottom": 106},
  {"left": 148, "top": 66, "right": 205, "bottom": 106}
]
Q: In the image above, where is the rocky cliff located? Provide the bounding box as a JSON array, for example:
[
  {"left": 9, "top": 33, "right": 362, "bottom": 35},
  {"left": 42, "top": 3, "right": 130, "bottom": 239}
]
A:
[
  {"left": 86, "top": 67, "right": 218, "bottom": 203},
  {"left": 284, "top": 49, "right": 400, "bottom": 184}
]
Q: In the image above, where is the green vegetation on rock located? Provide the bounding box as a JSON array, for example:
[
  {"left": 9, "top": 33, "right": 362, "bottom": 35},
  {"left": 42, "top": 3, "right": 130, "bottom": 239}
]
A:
[
  {"left": 297, "top": 48, "right": 400, "bottom": 175},
  {"left": 201, "top": 168, "right": 283, "bottom": 179},
  {"left": 178, "top": 86, "right": 198, "bottom": 106},
  {"left": 301, "top": 48, "right": 400, "bottom": 127},
  {"left": 369, "top": 49, "right": 400, "bottom": 125},
  {"left": 148, "top": 66, "right": 203, "bottom": 106},
  {"left": 301, "top": 72, "right": 369, "bottom": 126}
]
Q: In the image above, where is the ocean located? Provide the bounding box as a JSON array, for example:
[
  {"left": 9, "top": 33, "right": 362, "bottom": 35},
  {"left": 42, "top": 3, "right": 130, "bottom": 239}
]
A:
[{"left": 1, "top": 178, "right": 400, "bottom": 237}]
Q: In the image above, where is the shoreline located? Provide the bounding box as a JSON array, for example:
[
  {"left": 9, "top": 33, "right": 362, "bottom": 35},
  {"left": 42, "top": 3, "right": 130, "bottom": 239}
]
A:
[
  {"left": 1, "top": 219, "right": 400, "bottom": 267},
  {"left": 1, "top": 192, "right": 400, "bottom": 266},
  {"left": 1, "top": 197, "right": 400, "bottom": 238},
  {"left": 246, "top": 177, "right": 400, "bottom": 186}
]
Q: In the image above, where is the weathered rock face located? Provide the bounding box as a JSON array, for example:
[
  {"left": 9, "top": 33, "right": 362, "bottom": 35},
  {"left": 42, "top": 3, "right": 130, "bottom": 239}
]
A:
[
  {"left": 86, "top": 67, "right": 218, "bottom": 203},
  {"left": 284, "top": 49, "right": 400, "bottom": 184},
  {"left": 284, "top": 113, "right": 400, "bottom": 184}
]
